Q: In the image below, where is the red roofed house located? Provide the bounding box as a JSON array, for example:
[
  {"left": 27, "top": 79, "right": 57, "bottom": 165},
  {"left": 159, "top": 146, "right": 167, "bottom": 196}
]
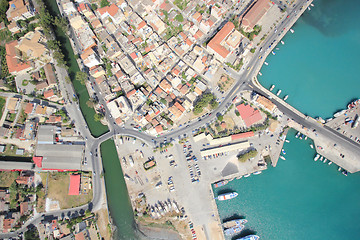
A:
[
  {"left": 97, "top": 4, "right": 123, "bottom": 25},
  {"left": 5, "top": 41, "right": 31, "bottom": 74},
  {"left": 3, "top": 218, "right": 14, "bottom": 233},
  {"left": 207, "top": 22, "right": 236, "bottom": 61},
  {"left": 231, "top": 131, "right": 255, "bottom": 140},
  {"left": 43, "top": 89, "right": 55, "bottom": 100},
  {"left": 24, "top": 102, "right": 34, "bottom": 114},
  {"left": 236, "top": 103, "right": 263, "bottom": 127},
  {"left": 68, "top": 174, "right": 81, "bottom": 195},
  {"left": 240, "top": 0, "right": 271, "bottom": 32}
]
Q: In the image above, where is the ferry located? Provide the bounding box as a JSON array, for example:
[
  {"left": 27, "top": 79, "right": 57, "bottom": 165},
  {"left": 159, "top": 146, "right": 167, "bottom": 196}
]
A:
[
  {"left": 264, "top": 62, "right": 269, "bottom": 65},
  {"left": 295, "top": 132, "right": 300, "bottom": 138},
  {"left": 236, "top": 235, "right": 260, "bottom": 240},
  {"left": 214, "top": 180, "right": 229, "bottom": 188},
  {"left": 290, "top": 28, "right": 294, "bottom": 33},
  {"left": 244, "top": 174, "right": 251, "bottom": 178},
  {"left": 320, "top": 156, "right": 324, "bottom": 162},
  {"left": 281, "top": 40, "right": 285, "bottom": 45},
  {"left": 272, "top": 51, "right": 276, "bottom": 55},
  {"left": 253, "top": 171, "right": 262, "bottom": 175},
  {"left": 310, "top": 144, "right": 314, "bottom": 149},
  {"left": 224, "top": 224, "right": 244, "bottom": 236},
  {"left": 279, "top": 155, "right": 286, "bottom": 160},
  {"left": 223, "top": 219, "right": 248, "bottom": 229},
  {"left": 270, "top": 85, "right": 275, "bottom": 91},
  {"left": 284, "top": 95, "right": 288, "bottom": 101},
  {"left": 217, "top": 192, "right": 238, "bottom": 201},
  {"left": 328, "top": 161, "right": 332, "bottom": 165},
  {"left": 323, "top": 158, "right": 328, "bottom": 164},
  {"left": 314, "top": 154, "right": 320, "bottom": 161},
  {"left": 276, "top": 90, "right": 282, "bottom": 96},
  {"left": 282, "top": 149, "right": 286, "bottom": 155}
]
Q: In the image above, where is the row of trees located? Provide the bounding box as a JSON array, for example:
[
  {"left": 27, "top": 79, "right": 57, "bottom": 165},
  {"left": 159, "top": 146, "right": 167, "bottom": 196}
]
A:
[{"left": 237, "top": 149, "right": 258, "bottom": 162}]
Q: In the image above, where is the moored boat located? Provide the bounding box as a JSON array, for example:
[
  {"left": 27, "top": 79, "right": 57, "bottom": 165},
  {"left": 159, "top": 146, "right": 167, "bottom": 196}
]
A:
[
  {"left": 223, "top": 219, "right": 248, "bottom": 229},
  {"left": 264, "top": 62, "right": 269, "bottom": 65},
  {"left": 310, "top": 144, "right": 314, "bottom": 149},
  {"left": 253, "top": 171, "right": 262, "bottom": 175},
  {"left": 284, "top": 95, "right": 288, "bottom": 101},
  {"left": 270, "top": 85, "right": 275, "bottom": 91},
  {"left": 258, "top": 72, "right": 262, "bottom": 76},
  {"left": 338, "top": 167, "right": 342, "bottom": 171},
  {"left": 280, "top": 155, "right": 286, "bottom": 160},
  {"left": 281, "top": 40, "right": 285, "bottom": 45},
  {"left": 320, "top": 156, "right": 324, "bottom": 162},
  {"left": 328, "top": 161, "right": 332, "bottom": 165},
  {"left": 342, "top": 170, "right": 348, "bottom": 176},
  {"left": 217, "top": 192, "right": 238, "bottom": 201},
  {"left": 295, "top": 132, "right": 300, "bottom": 138},
  {"left": 282, "top": 149, "right": 286, "bottom": 155},
  {"left": 236, "top": 235, "right": 260, "bottom": 240},
  {"left": 272, "top": 51, "right": 276, "bottom": 55},
  {"left": 285, "top": 139, "right": 290, "bottom": 143},
  {"left": 276, "top": 90, "right": 282, "bottom": 96},
  {"left": 214, "top": 180, "right": 229, "bottom": 188},
  {"left": 305, "top": 136, "right": 308, "bottom": 140},
  {"left": 244, "top": 174, "right": 251, "bottom": 178},
  {"left": 290, "top": 28, "right": 294, "bottom": 33},
  {"left": 314, "top": 154, "right": 320, "bottom": 161},
  {"left": 323, "top": 158, "right": 328, "bottom": 164},
  {"left": 224, "top": 224, "right": 244, "bottom": 236}
]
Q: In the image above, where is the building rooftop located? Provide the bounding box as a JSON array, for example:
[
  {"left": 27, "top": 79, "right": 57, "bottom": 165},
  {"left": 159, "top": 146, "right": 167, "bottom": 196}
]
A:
[
  {"left": 207, "top": 22, "right": 234, "bottom": 59},
  {"left": 241, "top": 0, "right": 271, "bottom": 31},
  {"left": 69, "top": 174, "right": 81, "bottom": 195},
  {"left": 236, "top": 103, "right": 263, "bottom": 127},
  {"left": 5, "top": 40, "right": 31, "bottom": 74}
]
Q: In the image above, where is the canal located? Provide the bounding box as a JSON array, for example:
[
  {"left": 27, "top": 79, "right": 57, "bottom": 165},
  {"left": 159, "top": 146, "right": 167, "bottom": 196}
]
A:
[
  {"left": 100, "top": 140, "right": 138, "bottom": 240},
  {"left": 43, "top": 0, "right": 108, "bottom": 138},
  {"left": 43, "top": 0, "right": 138, "bottom": 238}
]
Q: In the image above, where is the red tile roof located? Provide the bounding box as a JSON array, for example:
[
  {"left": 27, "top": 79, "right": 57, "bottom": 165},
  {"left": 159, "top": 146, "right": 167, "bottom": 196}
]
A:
[
  {"left": 231, "top": 131, "right": 254, "bottom": 140},
  {"left": 24, "top": 103, "right": 34, "bottom": 114},
  {"left": 207, "top": 22, "right": 234, "bottom": 59},
  {"left": 68, "top": 174, "right": 80, "bottom": 195},
  {"left": 241, "top": 0, "right": 271, "bottom": 30},
  {"left": 138, "top": 20, "right": 146, "bottom": 30},
  {"left": 5, "top": 41, "right": 31, "bottom": 74},
  {"left": 43, "top": 89, "right": 54, "bottom": 99},
  {"left": 236, "top": 103, "right": 262, "bottom": 127}
]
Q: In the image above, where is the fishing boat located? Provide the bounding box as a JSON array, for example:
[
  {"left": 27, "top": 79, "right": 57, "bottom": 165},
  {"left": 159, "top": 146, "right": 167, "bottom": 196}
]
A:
[
  {"left": 328, "top": 161, "right": 332, "bottom": 165},
  {"left": 223, "top": 219, "right": 248, "bottom": 229},
  {"left": 264, "top": 62, "right": 268, "bottom": 65},
  {"left": 310, "top": 144, "right": 314, "bottom": 149},
  {"left": 282, "top": 149, "right": 286, "bottom": 155},
  {"left": 224, "top": 224, "right": 244, "bottom": 236},
  {"left": 214, "top": 180, "right": 229, "bottom": 188},
  {"left": 281, "top": 40, "right": 285, "bottom": 45},
  {"left": 314, "top": 154, "right": 320, "bottom": 161},
  {"left": 236, "top": 235, "right": 260, "bottom": 240},
  {"left": 270, "top": 85, "right": 275, "bottom": 91},
  {"left": 295, "top": 132, "right": 300, "bottom": 138},
  {"left": 290, "top": 28, "right": 294, "bottom": 33},
  {"left": 283, "top": 95, "right": 288, "bottom": 101},
  {"left": 253, "top": 171, "right": 262, "bottom": 175},
  {"left": 276, "top": 90, "right": 281, "bottom": 96},
  {"left": 217, "top": 192, "right": 238, "bottom": 201},
  {"left": 279, "top": 155, "right": 286, "bottom": 160},
  {"left": 271, "top": 51, "right": 276, "bottom": 55},
  {"left": 323, "top": 158, "right": 328, "bottom": 164}
]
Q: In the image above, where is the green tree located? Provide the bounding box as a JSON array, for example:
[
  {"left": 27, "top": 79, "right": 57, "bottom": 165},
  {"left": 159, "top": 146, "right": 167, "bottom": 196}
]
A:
[
  {"left": 0, "top": 0, "right": 9, "bottom": 24},
  {"left": 175, "top": 14, "right": 184, "bottom": 22},
  {"left": 217, "top": 115, "right": 223, "bottom": 121},
  {"left": 91, "top": 3, "right": 98, "bottom": 10},
  {"left": 94, "top": 113, "right": 104, "bottom": 122},
  {"left": 75, "top": 71, "right": 88, "bottom": 85},
  {"left": 54, "top": 16, "right": 68, "bottom": 34},
  {"left": 100, "top": 0, "right": 110, "bottom": 8}
]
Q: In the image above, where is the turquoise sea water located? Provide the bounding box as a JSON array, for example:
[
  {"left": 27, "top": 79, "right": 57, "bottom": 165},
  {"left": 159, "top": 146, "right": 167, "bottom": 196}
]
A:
[
  {"left": 258, "top": 0, "right": 360, "bottom": 119},
  {"left": 215, "top": 130, "right": 360, "bottom": 240},
  {"left": 216, "top": 1, "right": 360, "bottom": 239}
]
